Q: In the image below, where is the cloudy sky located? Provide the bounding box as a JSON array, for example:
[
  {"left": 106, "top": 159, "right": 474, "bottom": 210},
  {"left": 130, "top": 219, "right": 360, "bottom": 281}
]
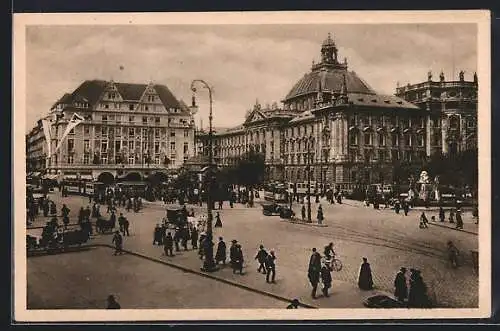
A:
[{"left": 25, "top": 23, "right": 477, "bottom": 132}]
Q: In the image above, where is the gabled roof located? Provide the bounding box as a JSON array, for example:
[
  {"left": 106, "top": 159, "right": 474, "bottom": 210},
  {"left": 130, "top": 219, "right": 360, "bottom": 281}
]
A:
[{"left": 51, "top": 79, "right": 185, "bottom": 113}]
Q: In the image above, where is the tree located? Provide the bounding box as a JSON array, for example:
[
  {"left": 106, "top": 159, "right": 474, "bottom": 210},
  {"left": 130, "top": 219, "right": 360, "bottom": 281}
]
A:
[{"left": 235, "top": 149, "right": 266, "bottom": 187}]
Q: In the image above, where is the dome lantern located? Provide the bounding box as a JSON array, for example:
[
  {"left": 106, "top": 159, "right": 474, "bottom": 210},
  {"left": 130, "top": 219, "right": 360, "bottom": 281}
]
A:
[{"left": 321, "top": 33, "right": 338, "bottom": 64}]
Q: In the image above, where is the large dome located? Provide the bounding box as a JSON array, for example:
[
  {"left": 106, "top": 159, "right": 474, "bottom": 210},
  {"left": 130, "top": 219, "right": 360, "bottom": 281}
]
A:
[{"left": 284, "top": 68, "right": 376, "bottom": 101}]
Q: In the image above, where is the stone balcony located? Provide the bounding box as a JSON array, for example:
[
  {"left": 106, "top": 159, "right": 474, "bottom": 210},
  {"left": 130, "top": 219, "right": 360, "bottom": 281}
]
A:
[{"left": 51, "top": 163, "right": 170, "bottom": 170}]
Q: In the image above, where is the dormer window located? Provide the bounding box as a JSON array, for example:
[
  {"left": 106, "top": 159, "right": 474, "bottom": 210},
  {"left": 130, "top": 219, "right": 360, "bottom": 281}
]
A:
[{"left": 129, "top": 104, "right": 134, "bottom": 111}]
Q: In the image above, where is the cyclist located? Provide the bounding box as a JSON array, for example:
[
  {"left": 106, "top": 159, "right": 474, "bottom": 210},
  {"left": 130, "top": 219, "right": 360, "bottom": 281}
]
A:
[
  {"left": 447, "top": 240, "right": 459, "bottom": 268},
  {"left": 324, "top": 242, "right": 336, "bottom": 259}
]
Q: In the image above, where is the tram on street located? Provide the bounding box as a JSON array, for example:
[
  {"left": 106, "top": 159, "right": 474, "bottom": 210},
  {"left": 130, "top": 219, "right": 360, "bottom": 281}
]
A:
[{"left": 263, "top": 182, "right": 288, "bottom": 203}]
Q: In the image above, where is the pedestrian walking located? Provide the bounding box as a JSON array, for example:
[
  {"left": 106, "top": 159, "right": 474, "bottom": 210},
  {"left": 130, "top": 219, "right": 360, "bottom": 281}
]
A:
[
  {"left": 308, "top": 248, "right": 322, "bottom": 299},
  {"left": 106, "top": 295, "right": 121, "bottom": 309},
  {"left": 301, "top": 205, "right": 306, "bottom": 221},
  {"left": 118, "top": 213, "right": 126, "bottom": 233},
  {"left": 174, "top": 228, "right": 181, "bottom": 252},
  {"left": 394, "top": 200, "right": 400, "bottom": 214},
  {"left": 320, "top": 262, "right": 332, "bottom": 297},
  {"left": 317, "top": 204, "right": 324, "bottom": 225},
  {"left": 255, "top": 245, "right": 268, "bottom": 274},
  {"left": 163, "top": 232, "right": 174, "bottom": 256},
  {"left": 214, "top": 212, "right": 222, "bottom": 227},
  {"left": 408, "top": 269, "right": 431, "bottom": 308},
  {"left": 456, "top": 209, "right": 463, "bottom": 229},
  {"left": 358, "top": 257, "right": 374, "bottom": 290},
  {"left": 215, "top": 237, "right": 227, "bottom": 265},
  {"left": 265, "top": 250, "right": 276, "bottom": 283},
  {"left": 439, "top": 206, "right": 445, "bottom": 222},
  {"left": 394, "top": 267, "right": 408, "bottom": 303},
  {"left": 198, "top": 232, "right": 207, "bottom": 260},
  {"left": 403, "top": 200, "right": 409, "bottom": 216},
  {"left": 153, "top": 224, "right": 163, "bottom": 245},
  {"left": 112, "top": 231, "right": 123, "bottom": 255},
  {"left": 230, "top": 241, "right": 243, "bottom": 274},
  {"left": 122, "top": 217, "right": 130, "bottom": 236},
  {"left": 191, "top": 226, "right": 199, "bottom": 249},
  {"left": 324, "top": 242, "right": 335, "bottom": 259},
  {"left": 181, "top": 227, "right": 189, "bottom": 251}
]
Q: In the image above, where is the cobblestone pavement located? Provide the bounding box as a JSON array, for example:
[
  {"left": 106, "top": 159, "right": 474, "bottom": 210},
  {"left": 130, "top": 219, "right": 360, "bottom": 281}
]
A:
[
  {"left": 27, "top": 246, "right": 287, "bottom": 309},
  {"left": 28, "top": 192, "right": 479, "bottom": 308}
]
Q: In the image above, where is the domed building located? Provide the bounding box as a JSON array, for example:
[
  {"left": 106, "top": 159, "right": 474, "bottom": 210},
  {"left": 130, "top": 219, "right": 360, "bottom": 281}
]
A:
[{"left": 197, "top": 34, "right": 476, "bottom": 193}]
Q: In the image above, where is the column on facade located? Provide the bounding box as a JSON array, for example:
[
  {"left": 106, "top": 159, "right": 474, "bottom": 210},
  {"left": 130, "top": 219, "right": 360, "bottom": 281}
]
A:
[
  {"left": 330, "top": 115, "right": 338, "bottom": 161},
  {"left": 426, "top": 114, "right": 432, "bottom": 157},
  {"left": 441, "top": 113, "right": 448, "bottom": 154}
]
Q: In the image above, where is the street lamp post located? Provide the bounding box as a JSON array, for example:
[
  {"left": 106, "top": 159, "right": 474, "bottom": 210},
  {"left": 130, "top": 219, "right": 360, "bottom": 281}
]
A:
[
  {"left": 190, "top": 79, "right": 217, "bottom": 272},
  {"left": 322, "top": 123, "right": 331, "bottom": 196},
  {"left": 303, "top": 136, "right": 313, "bottom": 222}
]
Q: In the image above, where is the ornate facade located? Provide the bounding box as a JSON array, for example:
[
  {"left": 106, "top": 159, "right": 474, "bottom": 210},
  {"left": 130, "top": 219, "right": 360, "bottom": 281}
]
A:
[
  {"left": 197, "top": 34, "right": 478, "bottom": 190},
  {"left": 26, "top": 80, "right": 196, "bottom": 183},
  {"left": 395, "top": 70, "right": 478, "bottom": 156}
]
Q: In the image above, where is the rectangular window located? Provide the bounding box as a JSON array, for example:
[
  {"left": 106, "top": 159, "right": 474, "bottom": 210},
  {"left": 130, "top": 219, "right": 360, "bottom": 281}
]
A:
[
  {"left": 184, "top": 129, "right": 189, "bottom": 138},
  {"left": 467, "top": 118, "right": 476, "bottom": 128},
  {"left": 101, "top": 155, "right": 108, "bottom": 165},
  {"left": 349, "top": 133, "right": 358, "bottom": 145},
  {"left": 364, "top": 133, "right": 372, "bottom": 145},
  {"left": 154, "top": 141, "right": 160, "bottom": 154},
  {"left": 104, "top": 104, "right": 109, "bottom": 109},
  {"left": 378, "top": 133, "right": 385, "bottom": 146},
  {"left": 84, "top": 139, "right": 90, "bottom": 151},
  {"left": 128, "top": 141, "right": 134, "bottom": 150},
  {"left": 170, "top": 142, "right": 176, "bottom": 152},
  {"left": 417, "top": 135, "right": 424, "bottom": 147},
  {"left": 129, "top": 116, "right": 134, "bottom": 122},
  {"left": 129, "top": 104, "right": 134, "bottom": 111},
  {"left": 155, "top": 117, "right": 160, "bottom": 124},
  {"left": 420, "top": 117, "right": 425, "bottom": 128},
  {"left": 101, "top": 141, "right": 108, "bottom": 152},
  {"left": 115, "top": 141, "right": 121, "bottom": 152},
  {"left": 67, "top": 155, "right": 74, "bottom": 164},
  {"left": 67, "top": 138, "right": 74, "bottom": 152},
  {"left": 102, "top": 115, "right": 108, "bottom": 123},
  {"left": 101, "top": 126, "right": 107, "bottom": 136},
  {"left": 404, "top": 135, "right": 411, "bottom": 146},
  {"left": 129, "top": 156, "right": 135, "bottom": 165},
  {"left": 391, "top": 134, "right": 399, "bottom": 146},
  {"left": 115, "top": 103, "right": 119, "bottom": 109},
  {"left": 83, "top": 154, "right": 90, "bottom": 165},
  {"left": 142, "top": 116, "right": 148, "bottom": 124},
  {"left": 142, "top": 128, "right": 148, "bottom": 138},
  {"left": 170, "top": 131, "right": 176, "bottom": 137},
  {"left": 129, "top": 128, "right": 135, "bottom": 137},
  {"left": 155, "top": 156, "right": 160, "bottom": 164},
  {"left": 378, "top": 150, "right": 385, "bottom": 161},
  {"left": 391, "top": 150, "right": 399, "bottom": 161},
  {"left": 183, "top": 142, "right": 189, "bottom": 154},
  {"left": 84, "top": 126, "right": 90, "bottom": 135}
]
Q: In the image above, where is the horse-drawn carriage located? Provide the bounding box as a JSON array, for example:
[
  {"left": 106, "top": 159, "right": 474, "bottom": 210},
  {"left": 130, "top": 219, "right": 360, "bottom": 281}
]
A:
[
  {"left": 161, "top": 204, "right": 187, "bottom": 229},
  {"left": 27, "top": 226, "right": 90, "bottom": 253},
  {"left": 262, "top": 202, "right": 287, "bottom": 216}
]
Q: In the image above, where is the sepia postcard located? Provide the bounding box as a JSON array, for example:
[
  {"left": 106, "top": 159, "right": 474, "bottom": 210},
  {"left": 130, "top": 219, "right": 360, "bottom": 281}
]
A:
[{"left": 13, "top": 10, "right": 491, "bottom": 322}]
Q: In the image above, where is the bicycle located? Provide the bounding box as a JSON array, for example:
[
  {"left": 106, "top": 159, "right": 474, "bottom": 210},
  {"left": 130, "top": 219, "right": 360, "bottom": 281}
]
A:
[{"left": 323, "top": 256, "right": 343, "bottom": 272}]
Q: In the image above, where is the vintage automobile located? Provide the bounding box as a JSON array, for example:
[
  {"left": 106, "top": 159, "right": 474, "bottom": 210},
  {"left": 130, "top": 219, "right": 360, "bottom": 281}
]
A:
[
  {"left": 29, "top": 226, "right": 90, "bottom": 253},
  {"left": 95, "top": 216, "right": 116, "bottom": 234},
  {"left": 261, "top": 202, "right": 282, "bottom": 216}
]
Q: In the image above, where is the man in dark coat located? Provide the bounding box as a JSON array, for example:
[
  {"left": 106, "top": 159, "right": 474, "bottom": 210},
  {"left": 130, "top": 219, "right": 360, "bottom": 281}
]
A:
[
  {"left": 118, "top": 213, "right": 126, "bottom": 233},
  {"left": 265, "top": 250, "right": 276, "bottom": 283},
  {"left": 191, "top": 226, "right": 199, "bottom": 249},
  {"left": 78, "top": 207, "right": 85, "bottom": 225},
  {"left": 112, "top": 231, "right": 123, "bottom": 255},
  {"left": 255, "top": 245, "right": 268, "bottom": 274},
  {"left": 394, "top": 267, "right": 408, "bottom": 302},
  {"left": 402, "top": 200, "right": 409, "bottom": 216},
  {"left": 173, "top": 228, "right": 181, "bottom": 251},
  {"left": 153, "top": 224, "right": 162, "bottom": 245},
  {"left": 181, "top": 226, "right": 189, "bottom": 251},
  {"left": 317, "top": 205, "right": 324, "bottom": 224},
  {"left": 439, "top": 206, "right": 445, "bottom": 222},
  {"left": 163, "top": 232, "right": 174, "bottom": 256},
  {"left": 456, "top": 209, "right": 464, "bottom": 229},
  {"left": 122, "top": 217, "right": 130, "bottom": 236},
  {"left": 215, "top": 237, "right": 227, "bottom": 265},
  {"left": 358, "top": 257, "right": 374, "bottom": 290},
  {"left": 320, "top": 263, "right": 332, "bottom": 297},
  {"left": 230, "top": 240, "right": 242, "bottom": 274},
  {"left": 109, "top": 211, "right": 117, "bottom": 230},
  {"left": 301, "top": 205, "right": 306, "bottom": 221},
  {"left": 308, "top": 248, "right": 322, "bottom": 299}
]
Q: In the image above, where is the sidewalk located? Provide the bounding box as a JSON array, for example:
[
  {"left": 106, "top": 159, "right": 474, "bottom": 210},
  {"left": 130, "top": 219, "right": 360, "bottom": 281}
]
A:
[{"left": 90, "top": 233, "right": 391, "bottom": 309}]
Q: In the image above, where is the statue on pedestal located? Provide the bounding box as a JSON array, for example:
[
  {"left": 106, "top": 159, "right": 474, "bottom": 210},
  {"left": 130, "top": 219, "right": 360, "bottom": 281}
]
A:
[{"left": 417, "top": 170, "right": 432, "bottom": 202}]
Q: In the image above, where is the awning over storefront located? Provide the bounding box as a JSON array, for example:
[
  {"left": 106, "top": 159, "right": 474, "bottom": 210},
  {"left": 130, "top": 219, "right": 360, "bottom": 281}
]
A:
[{"left": 79, "top": 174, "right": 94, "bottom": 181}]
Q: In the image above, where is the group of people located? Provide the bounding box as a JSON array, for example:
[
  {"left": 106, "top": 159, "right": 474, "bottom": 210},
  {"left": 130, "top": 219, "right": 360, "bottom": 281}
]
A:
[
  {"left": 299, "top": 204, "right": 324, "bottom": 224},
  {"left": 253, "top": 244, "right": 277, "bottom": 283},
  {"left": 393, "top": 267, "right": 432, "bottom": 308}
]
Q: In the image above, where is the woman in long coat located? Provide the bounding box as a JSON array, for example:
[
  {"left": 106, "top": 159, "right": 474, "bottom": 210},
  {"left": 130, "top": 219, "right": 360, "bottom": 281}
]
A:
[
  {"left": 358, "top": 257, "right": 374, "bottom": 290},
  {"left": 394, "top": 267, "right": 408, "bottom": 302}
]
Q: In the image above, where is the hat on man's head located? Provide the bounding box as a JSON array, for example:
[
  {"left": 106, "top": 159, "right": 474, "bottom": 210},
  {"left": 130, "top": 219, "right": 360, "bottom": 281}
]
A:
[
  {"left": 400, "top": 267, "right": 407, "bottom": 272},
  {"left": 231, "top": 239, "right": 237, "bottom": 243}
]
